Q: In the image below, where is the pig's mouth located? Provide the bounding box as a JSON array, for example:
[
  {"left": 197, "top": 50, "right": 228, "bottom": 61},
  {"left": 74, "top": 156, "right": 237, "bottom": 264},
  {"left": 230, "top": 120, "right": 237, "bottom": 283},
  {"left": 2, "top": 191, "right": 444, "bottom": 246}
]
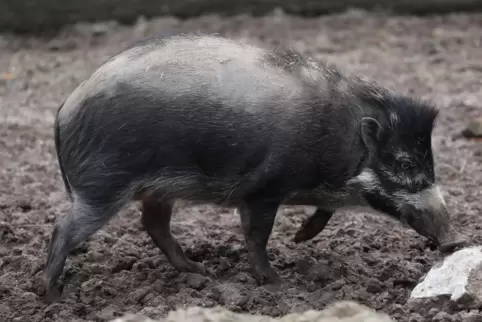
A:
[
  {"left": 421, "top": 231, "right": 467, "bottom": 254},
  {"left": 394, "top": 184, "right": 470, "bottom": 255},
  {"left": 438, "top": 238, "right": 468, "bottom": 254}
]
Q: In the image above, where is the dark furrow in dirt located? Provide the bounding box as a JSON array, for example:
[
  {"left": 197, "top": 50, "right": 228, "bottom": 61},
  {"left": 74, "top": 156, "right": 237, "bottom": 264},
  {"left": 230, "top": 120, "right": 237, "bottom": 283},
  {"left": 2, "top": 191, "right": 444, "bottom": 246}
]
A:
[{"left": 1, "top": 9, "right": 482, "bottom": 322}]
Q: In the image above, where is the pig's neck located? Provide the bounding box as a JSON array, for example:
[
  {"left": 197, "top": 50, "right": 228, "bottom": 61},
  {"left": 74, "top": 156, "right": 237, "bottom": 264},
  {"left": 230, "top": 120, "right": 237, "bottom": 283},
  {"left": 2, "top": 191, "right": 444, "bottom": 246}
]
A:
[
  {"left": 283, "top": 182, "right": 367, "bottom": 210},
  {"left": 283, "top": 102, "right": 388, "bottom": 209}
]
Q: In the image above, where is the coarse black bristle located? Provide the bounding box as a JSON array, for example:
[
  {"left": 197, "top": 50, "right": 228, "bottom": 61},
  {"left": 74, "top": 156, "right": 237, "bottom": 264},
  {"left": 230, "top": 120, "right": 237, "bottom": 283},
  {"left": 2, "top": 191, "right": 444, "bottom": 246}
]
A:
[
  {"left": 386, "top": 95, "right": 439, "bottom": 138},
  {"left": 366, "top": 91, "right": 439, "bottom": 140}
]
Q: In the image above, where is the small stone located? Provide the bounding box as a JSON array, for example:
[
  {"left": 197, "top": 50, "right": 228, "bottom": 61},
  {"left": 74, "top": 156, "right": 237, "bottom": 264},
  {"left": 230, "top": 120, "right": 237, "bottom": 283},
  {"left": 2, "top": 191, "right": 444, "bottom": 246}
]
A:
[
  {"left": 409, "top": 313, "right": 424, "bottom": 322},
  {"left": 307, "top": 260, "right": 331, "bottom": 281},
  {"left": 110, "top": 256, "right": 136, "bottom": 273},
  {"left": 186, "top": 273, "right": 208, "bottom": 290},
  {"left": 133, "top": 16, "right": 149, "bottom": 38},
  {"left": 218, "top": 258, "right": 230, "bottom": 271},
  {"left": 428, "top": 307, "right": 440, "bottom": 317},
  {"left": 201, "top": 299, "right": 215, "bottom": 308},
  {"left": 131, "top": 287, "right": 151, "bottom": 303},
  {"left": 306, "top": 282, "right": 317, "bottom": 293},
  {"left": 137, "top": 306, "right": 163, "bottom": 319},
  {"left": 21, "top": 292, "right": 38, "bottom": 301},
  {"left": 215, "top": 284, "right": 248, "bottom": 307},
  {"left": 410, "top": 246, "right": 482, "bottom": 308},
  {"left": 98, "top": 306, "right": 118, "bottom": 321},
  {"left": 80, "top": 280, "right": 103, "bottom": 304},
  {"left": 73, "top": 21, "right": 117, "bottom": 37},
  {"left": 433, "top": 311, "right": 454, "bottom": 322},
  {"left": 329, "top": 279, "right": 344, "bottom": 290},
  {"left": 88, "top": 264, "right": 103, "bottom": 274},
  {"left": 0, "top": 222, "right": 14, "bottom": 241},
  {"left": 0, "top": 245, "right": 8, "bottom": 256},
  {"left": 462, "top": 311, "right": 482, "bottom": 322},
  {"left": 295, "top": 256, "right": 316, "bottom": 275},
  {"left": 391, "top": 304, "right": 404, "bottom": 315},
  {"left": 462, "top": 117, "right": 482, "bottom": 138},
  {"left": 322, "top": 293, "right": 339, "bottom": 306},
  {"left": 17, "top": 200, "right": 32, "bottom": 212},
  {"left": 367, "top": 279, "right": 383, "bottom": 293}
]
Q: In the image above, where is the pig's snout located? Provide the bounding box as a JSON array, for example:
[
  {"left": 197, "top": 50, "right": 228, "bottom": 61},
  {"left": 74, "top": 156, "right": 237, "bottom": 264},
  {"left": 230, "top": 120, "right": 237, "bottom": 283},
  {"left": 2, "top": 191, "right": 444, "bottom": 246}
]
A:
[
  {"left": 438, "top": 234, "right": 469, "bottom": 254},
  {"left": 399, "top": 185, "right": 467, "bottom": 253},
  {"left": 418, "top": 210, "right": 468, "bottom": 255}
]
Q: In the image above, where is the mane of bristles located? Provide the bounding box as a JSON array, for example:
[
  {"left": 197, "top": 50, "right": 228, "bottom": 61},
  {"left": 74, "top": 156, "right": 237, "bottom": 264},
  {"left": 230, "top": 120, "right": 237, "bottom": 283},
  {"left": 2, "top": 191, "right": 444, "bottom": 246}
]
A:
[
  {"left": 379, "top": 94, "right": 439, "bottom": 138},
  {"left": 349, "top": 75, "right": 439, "bottom": 138},
  {"left": 264, "top": 44, "right": 440, "bottom": 140}
]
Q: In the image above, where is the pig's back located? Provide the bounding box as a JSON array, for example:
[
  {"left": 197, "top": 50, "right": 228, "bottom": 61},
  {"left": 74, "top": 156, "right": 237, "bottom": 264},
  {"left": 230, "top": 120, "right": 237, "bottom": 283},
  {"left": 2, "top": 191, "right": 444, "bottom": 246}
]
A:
[
  {"left": 57, "top": 35, "right": 318, "bottom": 190},
  {"left": 59, "top": 35, "right": 305, "bottom": 124}
]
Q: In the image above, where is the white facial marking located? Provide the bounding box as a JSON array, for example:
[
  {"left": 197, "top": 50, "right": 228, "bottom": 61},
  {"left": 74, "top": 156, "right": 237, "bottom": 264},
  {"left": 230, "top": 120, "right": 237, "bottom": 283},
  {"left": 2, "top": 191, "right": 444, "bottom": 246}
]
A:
[
  {"left": 349, "top": 169, "right": 446, "bottom": 216},
  {"left": 432, "top": 185, "right": 447, "bottom": 208},
  {"left": 348, "top": 169, "right": 381, "bottom": 192},
  {"left": 380, "top": 164, "right": 413, "bottom": 187},
  {"left": 395, "top": 150, "right": 410, "bottom": 159},
  {"left": 394, "top": 184, "right": 447, "bottom": 212}
]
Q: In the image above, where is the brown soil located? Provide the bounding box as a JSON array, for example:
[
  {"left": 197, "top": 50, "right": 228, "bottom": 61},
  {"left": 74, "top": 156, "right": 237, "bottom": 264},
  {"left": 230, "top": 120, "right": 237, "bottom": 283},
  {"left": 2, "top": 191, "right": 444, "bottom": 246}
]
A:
[{"left": 1, "top": 9, "right": 482, "bottom": 322}]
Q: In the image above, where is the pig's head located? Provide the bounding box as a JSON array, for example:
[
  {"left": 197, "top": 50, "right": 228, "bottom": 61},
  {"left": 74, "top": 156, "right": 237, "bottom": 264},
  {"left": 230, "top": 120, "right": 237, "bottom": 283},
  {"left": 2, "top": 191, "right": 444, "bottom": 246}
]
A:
[{"left": 354, "top": 95, "right": 466, "bottom": 253}]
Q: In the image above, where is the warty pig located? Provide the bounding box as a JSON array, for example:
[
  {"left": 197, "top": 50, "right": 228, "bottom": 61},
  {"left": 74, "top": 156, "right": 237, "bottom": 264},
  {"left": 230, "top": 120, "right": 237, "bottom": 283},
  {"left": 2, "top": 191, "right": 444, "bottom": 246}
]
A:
[{"left": 44, "top": 33, "right": 466, "bottom": 301}]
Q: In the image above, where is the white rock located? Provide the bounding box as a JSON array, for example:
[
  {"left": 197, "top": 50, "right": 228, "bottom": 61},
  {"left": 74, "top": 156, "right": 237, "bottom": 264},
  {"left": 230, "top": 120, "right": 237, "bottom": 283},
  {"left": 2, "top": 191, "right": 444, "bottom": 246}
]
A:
[
  {"left": 410, "top": 246, "right": 482, "bottom": 302},
  {"left": 110, "top": 301, "right": 394, "bottom": 322}
]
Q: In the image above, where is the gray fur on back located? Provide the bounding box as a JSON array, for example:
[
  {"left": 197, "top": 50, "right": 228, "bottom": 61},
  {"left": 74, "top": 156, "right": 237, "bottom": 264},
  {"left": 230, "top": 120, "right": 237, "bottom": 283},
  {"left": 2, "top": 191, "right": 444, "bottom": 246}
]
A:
[{"left": 55, "top": 34, "right": 390, "bottom": 209}]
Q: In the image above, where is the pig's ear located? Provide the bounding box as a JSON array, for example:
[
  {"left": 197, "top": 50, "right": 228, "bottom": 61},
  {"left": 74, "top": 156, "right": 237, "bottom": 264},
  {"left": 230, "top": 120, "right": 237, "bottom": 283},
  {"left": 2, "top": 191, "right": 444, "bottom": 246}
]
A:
[{"left": 361, "top": 117, "right": 383, "bottom": 150}]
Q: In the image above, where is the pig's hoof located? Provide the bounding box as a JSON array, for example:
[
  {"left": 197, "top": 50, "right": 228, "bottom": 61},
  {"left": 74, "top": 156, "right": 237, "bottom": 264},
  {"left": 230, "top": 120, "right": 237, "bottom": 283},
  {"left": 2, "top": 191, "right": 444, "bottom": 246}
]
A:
[
  {"left": 44, "top": 286, "right": 61, "bottom": 303},
  {"left": 293, "top": 229, "right": 310, "bottom": 243},
  {"left": 252, "top": 266, "right": 281, "bottom": 285}
]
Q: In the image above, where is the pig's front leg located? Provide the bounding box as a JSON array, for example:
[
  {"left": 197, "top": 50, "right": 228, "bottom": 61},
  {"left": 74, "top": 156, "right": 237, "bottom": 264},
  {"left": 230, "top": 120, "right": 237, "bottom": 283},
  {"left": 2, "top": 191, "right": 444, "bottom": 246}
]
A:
[
  {"left": 238, "top": 199, "right": 281, "bottom": 285},
  {"left": 293, "top": 208, "right": 334, "bottom": 243}
]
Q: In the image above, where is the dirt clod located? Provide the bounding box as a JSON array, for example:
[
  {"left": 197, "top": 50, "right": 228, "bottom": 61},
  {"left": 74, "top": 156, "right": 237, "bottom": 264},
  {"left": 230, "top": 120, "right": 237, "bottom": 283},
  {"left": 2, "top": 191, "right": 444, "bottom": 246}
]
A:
[{"left": 186, "top": 273, "right": 209, "bottom": 290}]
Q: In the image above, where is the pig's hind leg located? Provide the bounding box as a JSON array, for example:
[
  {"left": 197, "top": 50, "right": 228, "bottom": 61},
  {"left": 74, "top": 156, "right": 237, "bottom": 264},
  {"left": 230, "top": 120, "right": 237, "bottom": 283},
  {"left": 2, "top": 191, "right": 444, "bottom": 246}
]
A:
[
  {"left": 141, "top": 197, "right": 208, "bottom": 275},
  {"left": 293, "top": 208, "right": 334, "bottom": 243},
  {"left": 44, "top": 194, "right": 124, "bottom": 302}
]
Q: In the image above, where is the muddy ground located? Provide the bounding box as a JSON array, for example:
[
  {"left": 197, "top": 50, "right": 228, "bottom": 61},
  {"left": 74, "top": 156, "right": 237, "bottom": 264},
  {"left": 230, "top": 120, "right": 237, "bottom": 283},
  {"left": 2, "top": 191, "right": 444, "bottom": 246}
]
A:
[{"left": 1, "top": 9, "right": 482, "bottom": 322}]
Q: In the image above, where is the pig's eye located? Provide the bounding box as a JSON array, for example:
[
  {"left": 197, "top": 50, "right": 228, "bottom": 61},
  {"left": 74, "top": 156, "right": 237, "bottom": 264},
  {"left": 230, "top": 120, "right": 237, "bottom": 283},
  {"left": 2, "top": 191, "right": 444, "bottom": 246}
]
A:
[{"left": 398, "top": 160, "right": 413, "bottom": 170}]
